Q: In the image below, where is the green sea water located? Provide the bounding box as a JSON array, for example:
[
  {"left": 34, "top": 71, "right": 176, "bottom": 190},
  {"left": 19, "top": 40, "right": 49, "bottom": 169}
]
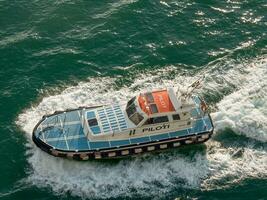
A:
[{"left": 0, "top": 0, "right": 267, "bottom": 199}]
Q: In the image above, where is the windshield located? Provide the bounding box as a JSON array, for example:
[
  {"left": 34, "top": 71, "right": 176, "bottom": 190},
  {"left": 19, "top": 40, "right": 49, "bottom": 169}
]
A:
[
  {"left": 127, "top": 97, "right": 136, "bottom": 107},
  {"left": 126, "top": 103, "right": 136, "bottom": 117},
  {"left": 129, "top": 112, "right": 144, "bottom": 125},
  {"left": 126, "top": 97, "right": 144, "bottom": 125}
]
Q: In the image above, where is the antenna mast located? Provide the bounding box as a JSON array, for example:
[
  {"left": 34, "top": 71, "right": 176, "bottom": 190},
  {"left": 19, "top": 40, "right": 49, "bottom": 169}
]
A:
[{"left": 184, "top": 75, "right": 205, "bottom": 99}]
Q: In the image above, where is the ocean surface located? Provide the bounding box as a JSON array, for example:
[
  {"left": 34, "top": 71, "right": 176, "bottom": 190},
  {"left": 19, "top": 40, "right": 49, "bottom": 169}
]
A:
[{"left": 0, "top": 0, "right": 266, "bottom": 199}]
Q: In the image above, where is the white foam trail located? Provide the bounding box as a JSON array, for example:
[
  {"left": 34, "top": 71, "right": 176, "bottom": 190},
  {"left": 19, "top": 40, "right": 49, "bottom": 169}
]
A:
[
  {"left": 202, "top": 141, "right": 267, "bottom": 190},
  {"left": 212, "top": 58, "right": 267, "bottom": 142},
  {"left": 26, "top": 149, "right": 209, "bottom": 199},
  {"left": 17, "top": 57, "right": 267, "bottom": 198}
]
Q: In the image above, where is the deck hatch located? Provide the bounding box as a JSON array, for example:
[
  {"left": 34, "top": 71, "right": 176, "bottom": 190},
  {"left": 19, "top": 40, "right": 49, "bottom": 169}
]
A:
[
  {"left": 88, "top": 118, "right": 98, "bottom": 127},
  {"left": 86, "top": 111, "right": 101, "bottom": 134}
]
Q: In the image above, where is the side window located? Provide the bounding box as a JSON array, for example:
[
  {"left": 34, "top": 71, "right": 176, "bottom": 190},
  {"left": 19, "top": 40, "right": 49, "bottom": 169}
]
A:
[
  {"left": 145, "top": 92, "right": 154, "bottom": 103},
  {"left": 172, "top": 114, "right": 180, "bottom": 121},
  {"left": 144, "top": 118, "right": 153, "bottom": 125},
  {"left": 154, "top": 116, "right": 168, "bottom": 123},
  {"left": 144, "top": 116, "right": 169, "bottom": 125},
  {"left": 150, "top": 104, "right": 158, "bottom": 114}
]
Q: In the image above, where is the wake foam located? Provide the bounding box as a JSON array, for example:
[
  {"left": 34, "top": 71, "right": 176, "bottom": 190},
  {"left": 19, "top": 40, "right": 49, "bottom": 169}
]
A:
[
  {"left": 212, "top": 58, "right": 267, "bottom": 142},
  {"left": 203, "top": 141, "right": 267, "bottom": 190},
  {"left": 17, "top": 57, "right": 267, "bottom": 199},
  {"left": 26, "top": 149, "right": 209, "bottom": 199}
]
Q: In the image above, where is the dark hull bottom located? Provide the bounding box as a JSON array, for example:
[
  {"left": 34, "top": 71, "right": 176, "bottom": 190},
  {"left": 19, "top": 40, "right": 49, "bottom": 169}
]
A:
[{"left": 32, "top": 131, "right": 213, "bottom": 160}]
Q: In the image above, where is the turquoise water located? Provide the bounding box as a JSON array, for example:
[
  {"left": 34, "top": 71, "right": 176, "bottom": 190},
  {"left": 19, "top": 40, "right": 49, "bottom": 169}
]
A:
[{"left": 0, "top": 0, "right": 266, "bottom": 199}]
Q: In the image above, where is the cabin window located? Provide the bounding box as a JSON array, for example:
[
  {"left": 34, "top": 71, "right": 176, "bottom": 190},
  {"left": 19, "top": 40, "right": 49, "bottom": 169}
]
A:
[
  {"left": 144, "top": 116, "right": 169, "bottom": 125},
  {"left": 172, "top": 114, "right": 180, "bottom": 121},
  {"left": 126, "top": 99, "right": 143, "bottom": 125},
  {"left": 126, "top": 103, "right": 136, "bottom": 117},
  {"left": 154, "top": 116, "right": 168, "bottom": 123},
  {"left": 129, "top": 112, "right": 144, "bottom": 125},
  {"left": 150, "top": 104, "right": 158, "bottom": 114},
  {"left": 145, "top": 92, "right": 154, "bottom": 103},
  {"left": 126, "top": 97, "right": 136, "bottom": 107}
]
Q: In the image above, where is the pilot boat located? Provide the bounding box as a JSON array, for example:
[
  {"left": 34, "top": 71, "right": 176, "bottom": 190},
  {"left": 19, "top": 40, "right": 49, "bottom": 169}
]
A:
[{"left": 32, "top": 84, "right": 214, "bottom": 160}]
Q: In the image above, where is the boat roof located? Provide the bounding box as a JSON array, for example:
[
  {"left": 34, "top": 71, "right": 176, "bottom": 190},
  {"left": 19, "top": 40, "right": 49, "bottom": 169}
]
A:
[
  {"left": 138, "top": 88, "right": 181, "bottom": 115},
  {"left": 86, "top": 104, "right": 129, "bottom": 134}
]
